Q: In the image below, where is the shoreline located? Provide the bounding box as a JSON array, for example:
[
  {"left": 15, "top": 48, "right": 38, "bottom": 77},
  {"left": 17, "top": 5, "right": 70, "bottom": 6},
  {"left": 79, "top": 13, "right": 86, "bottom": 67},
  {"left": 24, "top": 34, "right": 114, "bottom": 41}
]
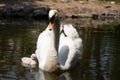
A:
[{"left": 0, "top": 1, "right": 120, "bottom": 19}]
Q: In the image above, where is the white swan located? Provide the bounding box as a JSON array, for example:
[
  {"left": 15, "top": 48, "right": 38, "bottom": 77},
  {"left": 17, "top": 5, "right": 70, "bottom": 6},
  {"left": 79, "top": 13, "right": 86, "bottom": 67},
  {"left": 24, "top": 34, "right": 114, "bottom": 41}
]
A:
[
  {"left": 21, "top": 10, "right": 82, "bottom": 72},
  {"left": 58, "top": 24, "right": 82, "bottom": 70},
  {"left": 35, "top": 10, "right": 60, "bottom": 72}
]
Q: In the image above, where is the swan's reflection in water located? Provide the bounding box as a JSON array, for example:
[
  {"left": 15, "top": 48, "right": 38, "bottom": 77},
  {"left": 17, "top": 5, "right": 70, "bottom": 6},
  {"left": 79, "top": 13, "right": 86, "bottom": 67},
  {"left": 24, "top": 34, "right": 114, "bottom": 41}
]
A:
[
  {"left": 59, "top": 72, "right": 72, "bottom": 80},
  {"left": 30, "top": 69, "right": 72, "bottom": 80},
  {"left": 34, "top": 69, "right": 57, "bottom": 80}
]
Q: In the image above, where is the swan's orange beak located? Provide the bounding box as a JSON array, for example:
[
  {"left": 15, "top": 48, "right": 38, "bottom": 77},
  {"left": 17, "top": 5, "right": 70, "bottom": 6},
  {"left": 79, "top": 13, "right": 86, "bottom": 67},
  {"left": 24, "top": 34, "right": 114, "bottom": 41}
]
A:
[{"left": 48, "top": 22, "right": 54, "bottom": 30}]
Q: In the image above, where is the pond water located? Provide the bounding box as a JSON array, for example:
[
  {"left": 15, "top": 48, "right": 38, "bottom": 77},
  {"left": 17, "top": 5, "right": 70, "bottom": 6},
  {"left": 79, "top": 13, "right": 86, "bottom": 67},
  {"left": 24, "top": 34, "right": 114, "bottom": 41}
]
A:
[{"left": 0, "top": 19, "right": 120, "bottom": 80}]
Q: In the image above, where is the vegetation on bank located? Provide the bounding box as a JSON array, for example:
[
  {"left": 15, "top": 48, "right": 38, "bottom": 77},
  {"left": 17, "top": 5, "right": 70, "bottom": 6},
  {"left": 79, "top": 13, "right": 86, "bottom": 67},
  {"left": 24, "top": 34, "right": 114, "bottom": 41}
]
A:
[{"left": 101, "top": 21, "right": 120, "bottom": 31}]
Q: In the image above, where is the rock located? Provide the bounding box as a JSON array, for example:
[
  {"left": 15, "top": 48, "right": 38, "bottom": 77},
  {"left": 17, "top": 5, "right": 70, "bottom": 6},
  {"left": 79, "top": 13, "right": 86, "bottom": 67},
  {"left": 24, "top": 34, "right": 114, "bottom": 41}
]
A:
[
  {"left": 0, "top": 5, "right": 50, "bottom": 19},
  {"left": 92, "top": 13, "right": 99, "bottom": 20},
  {"left": 31, "top": 6, "right": 50, "bottom": 18},
  {"left": 61, "top": 0, "right": 70, "bottom": 3},
  {"left": 111, "top": 1, "right": 116, "bottom": 5},
  {"left": 72, "top": 14, "right": 79, "bottom": 18},
  {"left": 1, "top": 6, "right": 24, "bottom": 18}
]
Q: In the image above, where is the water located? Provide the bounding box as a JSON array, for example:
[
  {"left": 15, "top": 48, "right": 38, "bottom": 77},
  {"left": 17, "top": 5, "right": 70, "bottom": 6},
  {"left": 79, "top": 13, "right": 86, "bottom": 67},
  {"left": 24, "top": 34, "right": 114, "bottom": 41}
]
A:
[{"left": 0, "top": 19, "right": 120, "bottom": 80}]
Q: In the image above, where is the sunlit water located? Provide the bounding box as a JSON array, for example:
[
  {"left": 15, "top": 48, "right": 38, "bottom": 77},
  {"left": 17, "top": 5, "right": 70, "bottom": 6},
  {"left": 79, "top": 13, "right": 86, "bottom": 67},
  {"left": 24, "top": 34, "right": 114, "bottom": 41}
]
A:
[{"left": 0, "top": 19, "right": 120, "bottom": 80}]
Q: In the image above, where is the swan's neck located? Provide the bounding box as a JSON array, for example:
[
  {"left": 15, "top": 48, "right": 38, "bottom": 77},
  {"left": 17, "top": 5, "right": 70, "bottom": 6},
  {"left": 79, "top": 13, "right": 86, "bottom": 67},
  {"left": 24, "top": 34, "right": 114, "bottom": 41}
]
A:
[{"left": 53, "top": 20, "right": 60, "bottom": 53}]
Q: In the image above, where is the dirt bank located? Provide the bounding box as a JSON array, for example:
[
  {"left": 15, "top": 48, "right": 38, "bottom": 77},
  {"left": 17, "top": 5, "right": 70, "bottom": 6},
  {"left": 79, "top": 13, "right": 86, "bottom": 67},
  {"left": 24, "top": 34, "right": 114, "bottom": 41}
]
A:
[
  {"left": 33, "top": 0, "right": 120, "bottom": 18},
  {"left": 0, "top": 0, "right": 120, "bottom": 19}
]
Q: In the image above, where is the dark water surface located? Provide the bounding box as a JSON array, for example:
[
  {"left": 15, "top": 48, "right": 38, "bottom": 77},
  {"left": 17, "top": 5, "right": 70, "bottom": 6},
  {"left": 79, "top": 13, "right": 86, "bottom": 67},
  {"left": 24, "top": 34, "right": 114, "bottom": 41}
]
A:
[{"left": 0, "top": 19, "right": 120, "bottom": 80}]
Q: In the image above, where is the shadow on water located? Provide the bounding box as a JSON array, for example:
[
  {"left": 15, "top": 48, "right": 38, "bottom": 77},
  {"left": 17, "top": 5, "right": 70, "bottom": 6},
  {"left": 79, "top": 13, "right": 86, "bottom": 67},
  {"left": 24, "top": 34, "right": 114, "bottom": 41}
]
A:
[{"left": 0, "top": 19, "right": 120, "bottom": 80}]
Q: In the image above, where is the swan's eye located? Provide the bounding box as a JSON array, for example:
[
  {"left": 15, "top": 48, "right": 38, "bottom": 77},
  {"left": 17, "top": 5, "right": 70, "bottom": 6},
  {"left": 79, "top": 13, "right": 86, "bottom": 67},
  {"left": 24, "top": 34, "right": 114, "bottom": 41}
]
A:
[{"left": 49, "top": 29, "right": 52, "bottom": 31}]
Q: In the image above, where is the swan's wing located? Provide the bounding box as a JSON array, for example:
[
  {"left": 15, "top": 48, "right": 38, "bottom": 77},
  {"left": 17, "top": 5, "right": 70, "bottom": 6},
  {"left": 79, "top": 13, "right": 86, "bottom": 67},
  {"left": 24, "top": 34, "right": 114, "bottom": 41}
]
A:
[
  {"left": 36, "top": 30, "right": 48, "bottom": 49},
  {"left": 63, "top": 24, "right": 79, "bottom": 39},
  {"left": 36, "top": 28, "right": 51, "bottom": 52},
  {"left": 58, "top": 45, "right": 69, "bottom": 66},
  {"left": 35, "top": 29, "right": 51, "bottom": 61}
]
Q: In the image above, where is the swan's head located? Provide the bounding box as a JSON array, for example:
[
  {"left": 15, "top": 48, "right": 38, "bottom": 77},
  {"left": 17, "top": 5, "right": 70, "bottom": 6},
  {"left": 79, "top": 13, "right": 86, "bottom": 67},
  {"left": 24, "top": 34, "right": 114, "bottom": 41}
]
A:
[
  {"left": 49, "top": 10, "right": 58, "bottom": 20},
  {"left": 48, "top": 10, "right": 59, "bottom": 31}
]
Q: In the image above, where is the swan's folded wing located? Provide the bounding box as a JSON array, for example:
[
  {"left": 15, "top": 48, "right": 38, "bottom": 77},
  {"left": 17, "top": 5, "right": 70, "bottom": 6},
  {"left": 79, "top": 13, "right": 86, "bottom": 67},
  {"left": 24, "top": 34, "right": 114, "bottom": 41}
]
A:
[{"left": 58, "top": 45, "right": 69, "bottom": 66}]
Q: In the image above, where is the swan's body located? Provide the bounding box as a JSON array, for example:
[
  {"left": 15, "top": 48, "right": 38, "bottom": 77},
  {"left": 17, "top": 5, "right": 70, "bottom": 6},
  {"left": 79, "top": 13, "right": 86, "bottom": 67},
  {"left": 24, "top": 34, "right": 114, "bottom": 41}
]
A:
[
  {"left": 35, "top": 10, "right": 60, "bottom": 72},
  {"left": 21, "top": 10, "right": 82, "bottom": 72},
  {"left": 35, "top": 27, "right": 58, "bottom": 72},
  {"left": 58, "top": 24, "right": 82, "bottom": 70}
]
